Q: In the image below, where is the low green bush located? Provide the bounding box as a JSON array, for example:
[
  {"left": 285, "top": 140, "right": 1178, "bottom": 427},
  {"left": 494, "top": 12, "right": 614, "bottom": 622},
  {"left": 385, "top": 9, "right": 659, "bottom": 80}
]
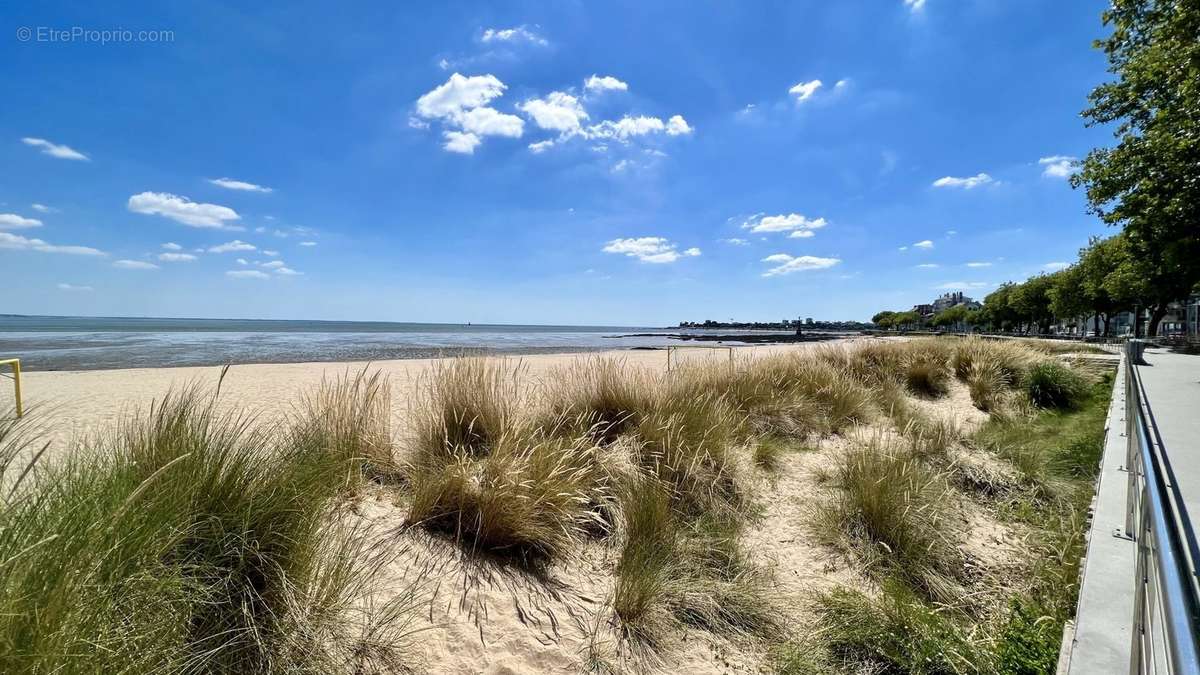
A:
[{"left": 1024, "top": 362, "right": 1088, "bottom": 409}]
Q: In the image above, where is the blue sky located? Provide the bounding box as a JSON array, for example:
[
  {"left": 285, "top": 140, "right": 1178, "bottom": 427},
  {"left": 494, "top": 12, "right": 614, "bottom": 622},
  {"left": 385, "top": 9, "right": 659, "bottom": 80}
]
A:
[{"left": 1, "top": 0, "right": 1114, "bottom": 326}]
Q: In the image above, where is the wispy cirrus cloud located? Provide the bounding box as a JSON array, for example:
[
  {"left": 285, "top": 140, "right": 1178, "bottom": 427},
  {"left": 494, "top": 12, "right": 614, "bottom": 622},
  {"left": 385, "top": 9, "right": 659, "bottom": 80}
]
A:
[
  {"left": 208, "top": 177, "right": 273, "bottom": 193},
  {"left": 480, "top": 26, "right": 548, "bottom": 46},
  {"left": 113, "top": 259, "right": 159, "bottom": 270},
  {"left": 158, "top": 252, "right": 197, "bottom": 262},
  {"left": 226, "top": 270, "right": 270, "bottom": 279},
  {"left": 57, "top": 283, "right": 94, "bottom": 292},
  {"left": 602, "top": 237, "right": 700, "bottom": 264},
  {"left": 21, "top": 136, "right": 89, "bottom": 161}
]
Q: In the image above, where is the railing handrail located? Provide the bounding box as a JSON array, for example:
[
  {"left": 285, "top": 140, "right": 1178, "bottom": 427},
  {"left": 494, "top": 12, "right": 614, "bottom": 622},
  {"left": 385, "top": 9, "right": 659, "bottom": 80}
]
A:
[{"left": 1125, "top": 341, "right": 1200, "bottom": 674}]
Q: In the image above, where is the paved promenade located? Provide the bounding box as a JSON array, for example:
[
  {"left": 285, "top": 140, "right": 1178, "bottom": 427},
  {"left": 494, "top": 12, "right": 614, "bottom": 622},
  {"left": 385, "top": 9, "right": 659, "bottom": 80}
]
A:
[{"left": 1138, "top": 347, "right": 1200, "bottom": 519}]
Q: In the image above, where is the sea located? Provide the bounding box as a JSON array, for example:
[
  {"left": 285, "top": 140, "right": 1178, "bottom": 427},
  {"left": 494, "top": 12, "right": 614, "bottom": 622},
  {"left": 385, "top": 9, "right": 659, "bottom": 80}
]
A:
[{"left": 0, "top": 315, "right": 692, "bottom": 371}]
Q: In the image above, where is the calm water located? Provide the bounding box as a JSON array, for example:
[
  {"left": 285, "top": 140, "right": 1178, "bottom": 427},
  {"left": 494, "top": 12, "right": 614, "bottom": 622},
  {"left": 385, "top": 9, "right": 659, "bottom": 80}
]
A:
[{"left": 0, "top": 315, "right": 690, "bottom": 371}]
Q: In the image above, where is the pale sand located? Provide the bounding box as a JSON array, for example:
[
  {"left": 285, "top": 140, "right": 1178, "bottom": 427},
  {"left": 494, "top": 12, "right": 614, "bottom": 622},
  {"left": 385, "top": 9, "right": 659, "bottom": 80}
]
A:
[
  {"left": 3, "top": 339, "right": 1032, "bottom": 673},
  {"left": 7, "top": 344, "right": 814, "bottom": 459}
]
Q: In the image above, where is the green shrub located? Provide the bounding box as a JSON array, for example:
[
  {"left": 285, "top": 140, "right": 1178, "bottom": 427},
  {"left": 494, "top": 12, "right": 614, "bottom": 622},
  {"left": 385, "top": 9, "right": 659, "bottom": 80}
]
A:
[
  {"left": 995, "top": 600, "right": 1060, "bottom": 675},
  {"left": 1024, "top": 362, "right": 1088, "bottom": 409},
  {"left": 815, "top": 582, "right": 983, "bottom": 674}
]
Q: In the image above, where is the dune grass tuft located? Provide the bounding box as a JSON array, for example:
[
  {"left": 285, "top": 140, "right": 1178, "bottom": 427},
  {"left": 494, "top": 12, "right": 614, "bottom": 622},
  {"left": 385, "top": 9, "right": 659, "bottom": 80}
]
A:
[
  {"left": 613, "top": 478, "right": 677, "bottom": 639},
  {"left": 1023, "top": 361, "right": 1089, "bottom": 410},
  {"left": 0, "top": 378, "right": 417, "bottom": 674},
  {"left": 815, "top": 438, "right": 962, "bottom": 600}
]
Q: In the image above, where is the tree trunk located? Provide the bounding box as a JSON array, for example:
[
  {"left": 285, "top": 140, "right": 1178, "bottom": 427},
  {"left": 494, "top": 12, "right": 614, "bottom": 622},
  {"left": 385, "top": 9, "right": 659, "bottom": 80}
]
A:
[{"left": 1148, "top": 304, "right": 1169, "bottom": 337}]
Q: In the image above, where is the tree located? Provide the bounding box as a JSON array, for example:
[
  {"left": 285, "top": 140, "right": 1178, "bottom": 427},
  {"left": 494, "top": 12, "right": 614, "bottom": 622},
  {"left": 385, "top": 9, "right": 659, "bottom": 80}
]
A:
[
  {"left": 871, "top": 310, "right": 897, "bottom": 329},
  {"left": 1048, "top": 264, "right": 1090, "bottom": 334},
  {"left": 983, "top": 283, "right": 1020, "bottom": 332},
  {"left": 1010, "top": 274, "right": 1058, "bottom": 334},
  {"left": 1073, "top": 0, "right": 1200, "bottom": 336}
]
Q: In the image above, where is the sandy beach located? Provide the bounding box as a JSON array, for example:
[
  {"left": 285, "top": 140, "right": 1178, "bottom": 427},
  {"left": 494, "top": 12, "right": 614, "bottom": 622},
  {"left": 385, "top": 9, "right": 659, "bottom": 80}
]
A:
[{"left": 5, "top": 344, "right": 814, "bottom": 459}]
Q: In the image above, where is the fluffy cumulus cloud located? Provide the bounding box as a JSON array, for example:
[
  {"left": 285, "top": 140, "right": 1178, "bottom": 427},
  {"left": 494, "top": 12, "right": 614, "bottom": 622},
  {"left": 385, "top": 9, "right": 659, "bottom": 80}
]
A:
[
  {"left": 720, "top": 238, "right": 750, "bottom": 246},
  {"left": 932, "top": 173, "right": 994, "bottom": 189},
  {"left": 158, "top": 252, "right": 197, "bottom": 262},
  {"left": 518, "top": 92, "right": 589, "bottom": 134},
  {"left": 0, "top": 231, "right": 105, "bottom": 256},
  {"left": 21, "top": 137, "right": 89, "bottom": 161},
  {"left": 789, "top": 79, "right": 823, "bottom": 103},
  {"left": 913, "top": 239, "right": 934, "bottom": 249},
  {"left": 480, "top": 26, "right": 547, "bottom": 46},
  {"left": 584, "top": 75, "right": 628, "bottom": 93},
  {"left": 602, "top": 237, "right": 701, "bottom": 264},
  {"left": 30, "top": 203, "right": 54, "bottom": 213},
  {"left": 761, "top": 254, "right": 841, "bottom": 277},
  {"left": 208, "top": 177, "right": 273, "bottom": 193},
  {"left": 208, "top": 240, "right": 256, "bottom": 253},
  {"left": 741, "top": 213, "right": 828, "bottom": 237},
  {"left": 0, "top": 213, "right": 42, "bottom": 230},
  {"left": 414, "top": 73, "right": 525, "bottom": 154},
  {"left": 226, "top": 270, "right": 270, "bottom": 279},
  {"left": 57, "top": 283, "right": 93, "bottom": 292},
  {"left": 113, "top": 259, "right": 159, "bottom": 270},
  {"left": 1039, "top": 155, "right": 1077, "bottom": 178},
  {"left": 161, "top": 242, "right": 182, "bottom": 250},
  {"left": 128, "top": 192, "right": 242, "bottom": 230},
  {"left": 904, "top": 0, "right": 927, "bottom": 11}
]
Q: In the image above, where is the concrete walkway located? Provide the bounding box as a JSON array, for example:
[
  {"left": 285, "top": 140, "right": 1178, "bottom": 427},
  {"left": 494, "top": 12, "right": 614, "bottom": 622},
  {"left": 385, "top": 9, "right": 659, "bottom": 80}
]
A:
[{"left": 1138, "top": 347, "right": 1200, "bottom": 520}]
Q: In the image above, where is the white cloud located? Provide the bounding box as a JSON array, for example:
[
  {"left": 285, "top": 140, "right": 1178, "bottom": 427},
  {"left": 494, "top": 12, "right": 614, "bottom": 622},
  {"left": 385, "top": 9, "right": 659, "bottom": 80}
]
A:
[
  {"left": 932, "top": 173, "right": 994, "bottom": 189},
  {"left": 965, "top": 261, "right": 992, "bottom": 268},
  {"left": 417, "top": 73, "right": 508, "bottom": 118},
  {"left": 0, "top": 213, "right": 42, "bottom": 230},
  {"left": 720, "top": 238, "right": 750, "bottom": 246},
  {"left": 128, "top": 192, "right": 242, "bottom": 230},
  {"left": 665, "top": 115, "right": 693, "bottom": 136},
  {"left": 457, "top": 105, "right": 524, "bottom": 137},
  {"left": 208, "top": 240, "right": 256, "bottom": 253},
  {"left": 21, "top": 137, "right": 89, "bottom": 161},
  {"left": 761, "top": 254, "right": 840, "bottom": 277},
  {"left": 161, "top": 242, "right": 182, "bottom": 251},
  {"left": 788, "top": 79, "right": 823, "bottom": 102},
  {"left": 934, "top": 281, "right": 991, "bottom": 290},
  {"left": 916, "top": 263, "right": 939, "bottom": 269},
  {"left": 904, "top": 0, "right": 926, "bottom": 11},
  {"left": 414, "top": 73, "right": 526, "bottom": 153},
  {"left": 1042, "top": 261, "right": 1070, "bottom": 271},
  {"left": 898, "top": 246, "right": 909, "bottom": 251},
  {"left": 30, "top": 203, "right": 54, "bottom": 213},
  {"left": 518, "top": 92, "right": 589, "bottom": 133},
  {"left": 1038, "top": 155, "right": 1077, "bottom": 178},
  {"left": 158, "top": 252, "right": 197, "bottom": 262},
  {"left": 443, "top": 131, "right": 482, "bottom": 154},
  {"left": 588, "top": 115, "right": 666, "bottom": 140},
  {"left": 259, "top": 260, "right": 285, "bottom": 269},
  {"left": 208, "top": 177, "right": 273, "bottom": 193},
  {"left": 57, "top": 283, "right": 93, "bottom": 292},
  {"left": 913, "top": 240, "right": 934, "bottom": 249},
  {"left": 0, "top": 231, "right": 105, "bottom": 256},
  {"left": 262, "top": 249, "right": 279, "bottom": 257},
  {"left": 602, "top": 237, "right": 701, "bottom": 264},
  {"left": 226, "top": 270, "right": 270, "bottom": 279},
  {"left": 299, "top": 241, "right": 317, "bottom": 247},
  {"left": 480, "top": 26, "right": 547, "bottom": 46},
  {"left": 113, "top": 259, "right": 159, "bottom": 270},
  {"left": 584, "top": 75, "right": 628, "bottom": 93},
  {"left": 946, "top": 229, "right": 958, "bottom": 236},
  {"left": 789, "top": 230, "right": 815, "bottom": 239},
  {"left": 274, "top": 266, "right": 302, "bottom": 276},
  {"left": 236, "top": 258, "right": 248, "bottom": 265},
  {"left": 742, "top": 213, "right": 828, "bottom": 235},
  {"left": 528, "top": 139, "right": 556, "bottom": 153}
]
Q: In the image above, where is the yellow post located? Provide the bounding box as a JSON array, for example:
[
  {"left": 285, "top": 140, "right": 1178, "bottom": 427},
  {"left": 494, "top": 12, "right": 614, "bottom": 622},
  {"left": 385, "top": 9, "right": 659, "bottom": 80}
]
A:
[{"left": 1, "top": 358, "right": 21, "bottom": 418}]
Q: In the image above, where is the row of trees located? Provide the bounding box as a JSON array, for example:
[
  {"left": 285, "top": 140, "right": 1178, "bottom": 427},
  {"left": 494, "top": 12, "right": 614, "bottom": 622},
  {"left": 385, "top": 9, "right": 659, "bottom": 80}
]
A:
[{"left": 875, "top": 0, "right": 1199, "bottom": 337}]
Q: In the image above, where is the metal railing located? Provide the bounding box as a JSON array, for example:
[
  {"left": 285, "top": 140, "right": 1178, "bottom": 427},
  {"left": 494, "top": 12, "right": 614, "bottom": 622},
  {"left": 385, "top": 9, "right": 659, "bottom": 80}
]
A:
[{"left": 1123, "top": 341, "right": 1200, "bottom": 673}]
